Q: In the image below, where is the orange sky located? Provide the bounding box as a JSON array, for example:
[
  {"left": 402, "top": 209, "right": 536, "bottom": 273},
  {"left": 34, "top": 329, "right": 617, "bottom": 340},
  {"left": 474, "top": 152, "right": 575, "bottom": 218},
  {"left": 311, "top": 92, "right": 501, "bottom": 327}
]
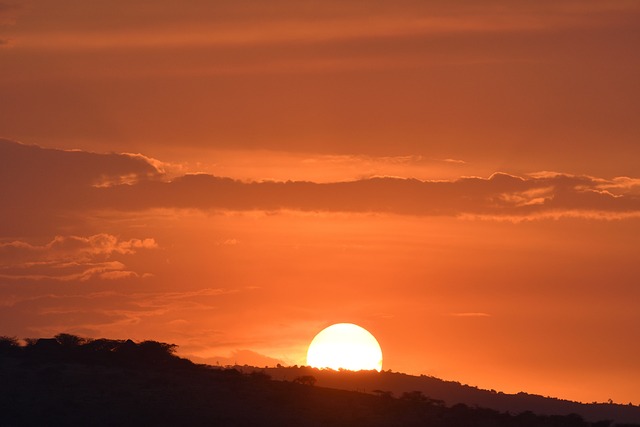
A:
[{"left": 1, "top": 0, "right": 639, "bottom": 405}]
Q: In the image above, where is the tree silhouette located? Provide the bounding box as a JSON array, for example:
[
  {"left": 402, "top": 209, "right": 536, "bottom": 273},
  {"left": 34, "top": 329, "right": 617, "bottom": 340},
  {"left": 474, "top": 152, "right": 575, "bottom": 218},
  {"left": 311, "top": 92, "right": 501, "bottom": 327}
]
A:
[
  {"left": 55, "top": 333, "right": 87, "bottom": 347},
  {"left": 372, "top": 389, "right": 394, "bottom": 400},
  {"left": 84, "top": 338, "right": 123, "bottom": 353},
  {"left": 0, "top": 336, "right": 20, "bottom": 354},
  {"left": 293, "top": 375, "right": 317, "bottom": 386},
  {"left": 23, "top": 337, "right": 38, "bottom": 347},
  {"left": 401, "top": 390, "right": 427, "bottom": 402}
]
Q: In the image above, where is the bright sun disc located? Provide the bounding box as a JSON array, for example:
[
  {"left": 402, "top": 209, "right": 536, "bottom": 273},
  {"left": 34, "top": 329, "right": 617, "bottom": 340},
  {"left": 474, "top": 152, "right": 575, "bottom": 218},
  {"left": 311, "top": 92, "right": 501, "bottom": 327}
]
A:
[{"left": 306, "top": 323, "right": 383, "bottom": 372}]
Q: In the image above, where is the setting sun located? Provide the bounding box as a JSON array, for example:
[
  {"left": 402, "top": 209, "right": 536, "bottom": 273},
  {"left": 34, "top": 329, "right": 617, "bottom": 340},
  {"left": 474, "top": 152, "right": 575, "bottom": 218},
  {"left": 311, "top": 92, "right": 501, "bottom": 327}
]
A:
[
  {"left": 307, "top": 323, "right": 383, "bottom": 372},
  {"left": 1, "top": 1, "right": 639, "bottom": 420}
]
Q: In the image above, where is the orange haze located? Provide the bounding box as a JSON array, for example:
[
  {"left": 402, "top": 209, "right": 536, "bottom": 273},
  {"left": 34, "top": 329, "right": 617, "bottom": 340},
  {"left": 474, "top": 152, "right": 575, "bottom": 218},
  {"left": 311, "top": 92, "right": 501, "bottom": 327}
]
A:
[{"left": 1, "top": 0, "right": 639, "bottom": 406}]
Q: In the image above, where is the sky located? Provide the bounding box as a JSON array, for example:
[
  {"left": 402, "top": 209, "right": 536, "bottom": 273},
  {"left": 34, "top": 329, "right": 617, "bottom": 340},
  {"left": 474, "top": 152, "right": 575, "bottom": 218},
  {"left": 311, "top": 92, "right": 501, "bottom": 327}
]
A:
[{"left": 1, "top": 0, "right": 639, "bottom": 405}]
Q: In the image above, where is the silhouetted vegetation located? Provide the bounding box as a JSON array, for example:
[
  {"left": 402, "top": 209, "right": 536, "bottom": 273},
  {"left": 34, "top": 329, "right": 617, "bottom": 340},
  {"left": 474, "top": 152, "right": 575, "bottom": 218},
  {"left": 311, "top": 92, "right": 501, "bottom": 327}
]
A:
[
  {"left": 0, "top": 336, "right": 20, "bottom": 354},
  {"left": 0, "top": 334, "right": 191, "bottom": 371},
  {"left": 263, "top": 365, "right": 640, "bottom": 425},
  {"left": 0, "top": 334, "right": 638, "bottom": 427},
  {"left": 293, "top": 374, "right": 317, "bottom": 386}
]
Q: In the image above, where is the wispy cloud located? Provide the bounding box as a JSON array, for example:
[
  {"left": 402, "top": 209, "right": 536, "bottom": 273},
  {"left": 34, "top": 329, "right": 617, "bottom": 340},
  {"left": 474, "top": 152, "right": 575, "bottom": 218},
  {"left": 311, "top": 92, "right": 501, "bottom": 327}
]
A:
[
  {"left": 0, "top": 234, "right": 157, "bottom": 281},
  {"left": 11, "top": 1, "right": 639, "bottom": 52},
  {"left": 0, "top": 17, "right": 578, "bottom": 51},
  {"left": 440, "top": 158, "right": 466, "bottom": 165},
  {"left": 449, "top": 312, "right": 491, "bottom": 317},
  {"left": 0, "top": 286, "right": 246, "bottom": 347}
]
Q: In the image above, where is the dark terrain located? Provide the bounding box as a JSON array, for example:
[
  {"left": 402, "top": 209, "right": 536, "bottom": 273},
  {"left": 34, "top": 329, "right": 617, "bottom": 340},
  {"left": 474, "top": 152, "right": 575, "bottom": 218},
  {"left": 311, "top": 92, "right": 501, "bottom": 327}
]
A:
[
  {"left": 262, "top": 366, "right": 640, "bottom": 424},
  {"left": 0, "top": 335, "right": 638, "bottom": 427}
]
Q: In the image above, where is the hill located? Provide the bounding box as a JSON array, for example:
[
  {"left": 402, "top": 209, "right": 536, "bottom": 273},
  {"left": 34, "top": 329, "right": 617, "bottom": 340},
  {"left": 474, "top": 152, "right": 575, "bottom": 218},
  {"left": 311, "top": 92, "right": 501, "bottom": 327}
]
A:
[
  {"left": 260, "top": 366, "right": 640, "bottom": 425},
  {"left": 0, "top": 335, "right": 638, "bottom": 427}
]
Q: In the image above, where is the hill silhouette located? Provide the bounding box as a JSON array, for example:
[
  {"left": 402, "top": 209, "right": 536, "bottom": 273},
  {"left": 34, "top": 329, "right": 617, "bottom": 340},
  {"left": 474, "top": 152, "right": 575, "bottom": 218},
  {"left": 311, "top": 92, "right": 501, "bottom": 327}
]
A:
[
  {"left": 261, "top": 366, "right": 640, "bottom": 425},
  {"left": 1, "top": 335, "right": 638, "bottom": 427}
]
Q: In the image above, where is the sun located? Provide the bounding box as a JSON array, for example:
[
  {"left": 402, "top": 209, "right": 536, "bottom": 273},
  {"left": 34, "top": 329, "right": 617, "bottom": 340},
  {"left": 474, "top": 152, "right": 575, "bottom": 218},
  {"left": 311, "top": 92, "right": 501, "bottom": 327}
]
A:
[{"left": 306, "top": 323, "right": 383, "bottom": 372}]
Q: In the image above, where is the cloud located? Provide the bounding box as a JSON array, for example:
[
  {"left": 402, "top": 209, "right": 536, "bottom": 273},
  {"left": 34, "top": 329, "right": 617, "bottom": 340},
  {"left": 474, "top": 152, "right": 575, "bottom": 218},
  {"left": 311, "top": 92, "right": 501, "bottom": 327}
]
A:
[
  {"left": 596, "top": 177, "right": 640, "bottom": 196},
  {"left": 0, "top": 234, "right": 157, "bottom": 261},
  {"left": 449, "top": 312, "right": 491, "bottom": 318},
  {"left": 0, "top": 261, "right": 131, "bottom": 282},
  {"left": 0, "top": 139, "right": 166, "bottom": 235},
  {"left": 0, "top": 138, "right": 164, "bottom": 187},
  {"left": 440, "top": 158, "right": 466, "bottom": 165},
  {"left": 6, "top": 0, "right": 640, "bottom": 87},
  {"left": 0, "top": 234, "right": 157, "bottom": 281},
  {"left": 94, "top": 171, "right": 640, "bottom": 219},
  {"left": 10, "top": 1, "right": 640, "bottom": 52},
  {"left": 1, "top": 140, "right": 639, "bottom": 225},
  {"left": 218, "top": 239, "right": 240, "bottom": 246},
  {"left": 193, "top": 150, "right": 468, "bottom": 183}
]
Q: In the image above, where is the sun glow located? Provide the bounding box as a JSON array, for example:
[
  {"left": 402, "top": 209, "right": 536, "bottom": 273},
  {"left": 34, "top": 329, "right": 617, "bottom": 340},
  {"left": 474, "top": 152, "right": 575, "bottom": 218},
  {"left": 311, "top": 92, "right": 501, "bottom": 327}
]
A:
[{"left": 306, "top": 323, "right": 383, "bottom": 372}]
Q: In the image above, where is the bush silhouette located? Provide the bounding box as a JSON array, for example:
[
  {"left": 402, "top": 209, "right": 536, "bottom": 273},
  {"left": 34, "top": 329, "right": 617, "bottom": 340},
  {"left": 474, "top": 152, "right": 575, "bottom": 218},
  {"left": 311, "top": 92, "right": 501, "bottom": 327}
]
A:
[
  {"left": 55, "top": 333, "right": 87, "bottom": 347},
  {"left": 293, "top": 375, "right": 317, "bottom": 386},
  {"left": 0, "top": 336, "right": 20, "bottom": 355}
]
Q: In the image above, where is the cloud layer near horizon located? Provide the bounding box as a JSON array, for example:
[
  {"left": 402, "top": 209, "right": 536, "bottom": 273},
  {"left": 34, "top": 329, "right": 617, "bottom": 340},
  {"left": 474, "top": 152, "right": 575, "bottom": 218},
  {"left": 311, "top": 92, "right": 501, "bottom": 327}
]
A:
[{"left": 2, "top": 139, "right": 639, "bottom": 234}]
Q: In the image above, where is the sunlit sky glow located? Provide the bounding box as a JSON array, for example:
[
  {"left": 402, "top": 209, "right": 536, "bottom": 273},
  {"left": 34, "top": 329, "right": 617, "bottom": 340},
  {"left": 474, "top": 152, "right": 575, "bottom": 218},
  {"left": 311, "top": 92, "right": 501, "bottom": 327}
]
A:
[{"left": 1, "top": 0, "right": 639, "bottom": 405}]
